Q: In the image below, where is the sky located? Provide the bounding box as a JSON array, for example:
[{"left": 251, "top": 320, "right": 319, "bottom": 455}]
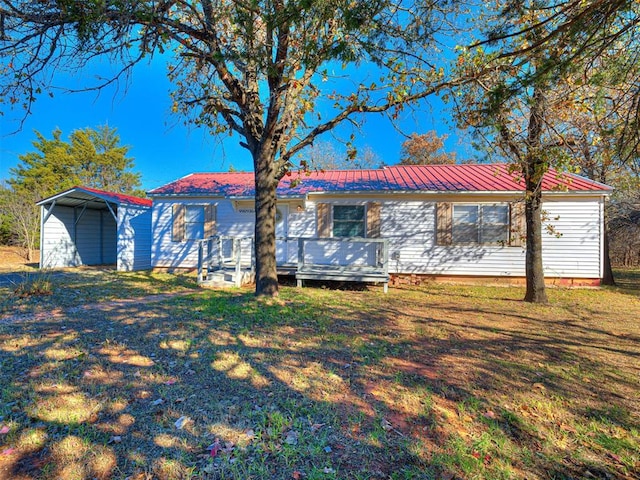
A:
[{"left": 0, "top": 55, "right": 472, "bottom": 192}]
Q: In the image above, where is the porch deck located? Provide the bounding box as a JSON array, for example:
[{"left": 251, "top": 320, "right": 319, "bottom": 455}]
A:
[{"left": 197, "top": 236, "right": 389, "bottom": 291}]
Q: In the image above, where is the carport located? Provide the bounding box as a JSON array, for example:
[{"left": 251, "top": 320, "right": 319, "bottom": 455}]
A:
[{"left": 37, "top": 186, "right": 152, "bottom": 271}]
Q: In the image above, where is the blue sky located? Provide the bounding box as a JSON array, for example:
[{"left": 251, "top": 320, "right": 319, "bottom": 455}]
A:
[{"left": 0, "top": 56, "right": 471, "bottom": 192}]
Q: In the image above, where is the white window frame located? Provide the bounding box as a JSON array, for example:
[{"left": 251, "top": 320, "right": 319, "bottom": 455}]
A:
[
  {"left": 184, "top": 205, "right": 205, "bottom": 240},
  {"left": 452, "top": 203, "right": 509, "bottom": 245},
  {"left": 332, "top": 204, "right": 366, "bottom": 238}
]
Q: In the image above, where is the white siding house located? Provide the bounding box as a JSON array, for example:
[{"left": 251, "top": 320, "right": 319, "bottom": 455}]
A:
[
  {"left": 38, "top": 187, "right": 152, "bottom": 272},
  {"left": 148, "top": 164, "right": 612, "bottom": 285}
]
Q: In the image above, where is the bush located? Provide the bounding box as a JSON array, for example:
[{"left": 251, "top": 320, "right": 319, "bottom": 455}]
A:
[{"left": 12, "top": 272, "right": 53, "bottom": 298}]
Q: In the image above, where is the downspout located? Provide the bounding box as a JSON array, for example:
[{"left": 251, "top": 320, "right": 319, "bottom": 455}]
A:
[{"left": 73, "top": 207, "right": 77, "bottom": 264}]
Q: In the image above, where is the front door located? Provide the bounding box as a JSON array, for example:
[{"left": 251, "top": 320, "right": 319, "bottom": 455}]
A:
[{"left": 275, "top": 204, "right": 289, "bottom": 265}]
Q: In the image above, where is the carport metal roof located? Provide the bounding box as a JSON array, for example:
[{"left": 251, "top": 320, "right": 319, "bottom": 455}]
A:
[
  {"left": 37, "top": 186, "right": 152, "bottom": 224},
  {"left": 37, "top": 186, "right": 152, "bottom": 210}
]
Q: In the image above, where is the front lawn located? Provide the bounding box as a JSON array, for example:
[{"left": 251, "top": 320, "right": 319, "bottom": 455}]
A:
[{"left": 0, "top": 271, "right": 638, "bottom": 479}]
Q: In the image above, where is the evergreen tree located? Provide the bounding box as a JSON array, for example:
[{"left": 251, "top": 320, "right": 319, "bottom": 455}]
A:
[{"left": 2, "top": 126, "right": 143, "bottom": 259}]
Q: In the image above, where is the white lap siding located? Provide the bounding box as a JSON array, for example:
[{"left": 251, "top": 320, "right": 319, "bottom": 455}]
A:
[
  {"left": 151, "top": 195, "right": 603, "bottom": 278},
  {"left": 151, "top": 199, "right": 255, "bottom": 268},
  {"left": 41, "top": 205, "right": 79, "bottom": 268},
  {"left": 537, "top": 199, "right": 602, "bottom": 278},
  {"left": 379, "top": 197, "right": 602, "bottom": 278},
  {"left": 117, "top": 206, "right": 152, "bottom": 271},
  {"left": 303, "top": 195, "right": 603, "bottom": 279}
]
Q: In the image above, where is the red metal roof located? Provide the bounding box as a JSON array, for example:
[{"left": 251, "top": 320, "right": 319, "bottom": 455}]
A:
[
  {"left": 38, "top": 186, "right": 152, "bottom": 207},
  {"left": 77, "top": 186, "right": 152, "bottom": 207},
  {"left": 148, "top": 164, "right": 612, "bottom": 197}
]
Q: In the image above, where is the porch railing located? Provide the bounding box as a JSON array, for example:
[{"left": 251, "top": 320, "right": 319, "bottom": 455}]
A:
[
  {"left": 197, "top": 235, "right": 254, "bottom": 287},
  {"left": 196, "top": 235, "right": 389, "bottom": 292},
  {"left": 296, "top": 237, "right": 389, "bottom": 292}
]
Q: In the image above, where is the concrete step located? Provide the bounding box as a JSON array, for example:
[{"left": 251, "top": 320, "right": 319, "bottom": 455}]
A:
[{"left": 199, "top": 269, "right": 255, "bottom": 288}]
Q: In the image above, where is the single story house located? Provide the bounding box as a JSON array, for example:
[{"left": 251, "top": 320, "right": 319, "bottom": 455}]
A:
[
  {"left": 147, "top": 163, "right": 612, "bottom": 285},
  {"left": 37, "top": 186, "right": 153, "bottom": 271}
]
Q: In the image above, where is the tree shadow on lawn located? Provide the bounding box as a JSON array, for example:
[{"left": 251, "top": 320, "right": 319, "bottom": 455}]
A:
[
  {"left": 1, "top": 291, "right": 427, "bottom": 479},
  {"left": 0, "top": 269, "right": 198, "bottom": 317},
  {"left": 0, "top": 286, "right": 638, "bottom": 479}
]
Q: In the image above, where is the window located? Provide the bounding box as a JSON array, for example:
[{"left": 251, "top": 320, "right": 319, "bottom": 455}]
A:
[
  {"left": 172, "top": 204, "right": 216, "bottom": 242},
  {"left": 317, "top": 202, "right": 380, "bottom": 238},
  {"left": 184, "top": 205, "right": 205, "bottom": 240},
  {"left": 333, "top": 205, "right": 366, "bottom": 237},
  {"left": 452, "top": 204, "right": 509, "bottom": 244}
]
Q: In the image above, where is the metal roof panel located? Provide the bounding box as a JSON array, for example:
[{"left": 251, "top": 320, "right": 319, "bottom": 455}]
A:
[
  {"left": 147, "top": 164, "right": 613, "bottom": 197},
  {"left": 37, "top": 186, "right": 152, "bottom": 208}
]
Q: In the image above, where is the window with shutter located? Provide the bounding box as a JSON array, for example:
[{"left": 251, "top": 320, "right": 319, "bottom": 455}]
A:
[
  {"left": 173, "top": 204, "right": 215, "bottom": 241},
  {"left": 333, "top": 205, "right": 365, "bottom": 237},
  {"left": 172, "top": 204, "right": 185, "bottom": 242}
]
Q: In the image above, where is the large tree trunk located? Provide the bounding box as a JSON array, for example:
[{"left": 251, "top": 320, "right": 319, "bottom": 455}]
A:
[
  {"left": 523, "top": 81, "right": 549, "bottom": 304},
  {"left": 523, "top": 183, "right": 549, "bottom": 303},
  {"left": 601, "top": 220, "right": 615, "bottom": 286},
  {"left": 253, "top": 148, "right": 280, "bottom": 297}
]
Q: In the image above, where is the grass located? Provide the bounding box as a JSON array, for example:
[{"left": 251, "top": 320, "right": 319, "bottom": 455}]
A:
[{"left": 0, "top": 269, "right": 638, "bottom": 479}]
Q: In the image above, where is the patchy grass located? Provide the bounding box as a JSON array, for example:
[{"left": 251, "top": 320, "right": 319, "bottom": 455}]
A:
[
  {"left": 0, "top": 271, "right": 638, "bottom": 479},
  {"left": 0, "top": 270, "right": 197, "bottom": 317},
  {"left": 10, "top": 271, "right": 54, "bottom": 298}
]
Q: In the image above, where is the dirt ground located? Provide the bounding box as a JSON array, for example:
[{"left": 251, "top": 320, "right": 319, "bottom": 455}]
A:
[{"left": 0, "top": 246, "right": 39, "bottom": 272}]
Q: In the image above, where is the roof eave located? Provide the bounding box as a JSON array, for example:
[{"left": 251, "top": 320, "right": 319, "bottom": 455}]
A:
[
  {"left": 147, "top": 188, "right": 612, "bottom": 199},
  {"left": 37, "top": 187, "right": 151, "bottom": 208},
  {"left": 305, "top": 189, "right": 612, "bottom": 196}
]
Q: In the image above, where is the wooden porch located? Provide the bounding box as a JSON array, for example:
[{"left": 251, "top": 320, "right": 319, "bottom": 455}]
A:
[{"left": 197, "top": 236, "right": 389, "bottom": 292}]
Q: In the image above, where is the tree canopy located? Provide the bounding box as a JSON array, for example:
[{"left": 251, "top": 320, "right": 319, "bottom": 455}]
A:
[
  {"left": 9, "top": 125, "right": 142, "bottom": 197},
  {"left": 0, "top": 0, "right": 468, "bottom": 296},
  {"left": 399, "top": 132, "right": 456, "bottom": 165}
]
